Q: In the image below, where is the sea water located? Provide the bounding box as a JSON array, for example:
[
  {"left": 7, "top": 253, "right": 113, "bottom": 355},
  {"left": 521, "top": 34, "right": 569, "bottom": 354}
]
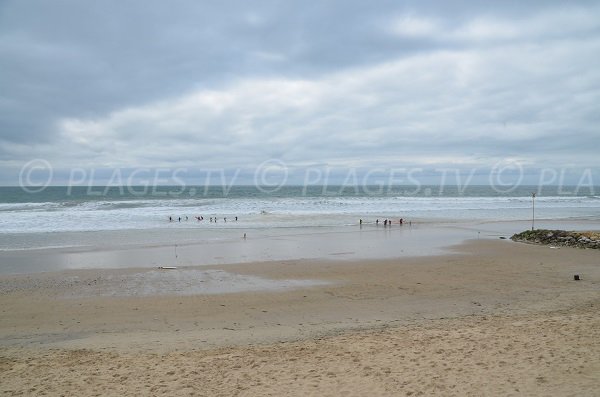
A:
[
  {"left": 1, "top": 185, "right": 599, "bottom": 274},
  {"left": 0, "top": 185, "right": 599, "bottom": 251}
]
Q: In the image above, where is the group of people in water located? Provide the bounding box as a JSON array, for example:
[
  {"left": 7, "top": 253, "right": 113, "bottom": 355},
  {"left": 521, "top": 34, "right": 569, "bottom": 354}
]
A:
[
  {"left": 168, "top": 215, "right": 238, "bottom": 223},
  {"left": 359, "top": 218, "right": 410, "bottom": 226},
  {"left": 168, "top": 215, "right": 407, "bottom": 226}
]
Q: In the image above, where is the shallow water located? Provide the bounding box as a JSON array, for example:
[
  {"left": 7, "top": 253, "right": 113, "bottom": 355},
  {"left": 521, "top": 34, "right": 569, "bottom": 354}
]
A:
[{"left": 3, "top": 218, "right": 600, "bottom": 275}]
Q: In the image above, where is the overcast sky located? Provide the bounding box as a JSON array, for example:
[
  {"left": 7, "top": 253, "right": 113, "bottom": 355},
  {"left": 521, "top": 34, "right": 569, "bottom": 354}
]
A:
[{"left": 0, "top": 0, "right": 599, "bottom": 185}]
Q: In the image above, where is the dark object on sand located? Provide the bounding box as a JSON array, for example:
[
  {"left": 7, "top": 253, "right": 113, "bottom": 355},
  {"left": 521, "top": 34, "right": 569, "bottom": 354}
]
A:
[
  {"left": 499, "top": 236, "right": 506, "bottom": 239},
  {"left": 574, "top": 274, "right": 580, "bottom": 281}
]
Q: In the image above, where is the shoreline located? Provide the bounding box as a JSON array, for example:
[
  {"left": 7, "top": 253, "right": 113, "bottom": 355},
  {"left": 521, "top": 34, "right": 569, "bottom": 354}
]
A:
[
  {"left": 0, "top": 222, "right": 466, "bottom": 275},
  {"left": 2, "top": 218, "right": 600, "bottom": 275}
]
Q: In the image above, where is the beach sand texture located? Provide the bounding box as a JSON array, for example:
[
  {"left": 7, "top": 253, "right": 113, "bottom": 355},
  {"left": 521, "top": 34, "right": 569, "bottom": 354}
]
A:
[{"left": 1, "top": 240, "right": 599, "bottom": 396}]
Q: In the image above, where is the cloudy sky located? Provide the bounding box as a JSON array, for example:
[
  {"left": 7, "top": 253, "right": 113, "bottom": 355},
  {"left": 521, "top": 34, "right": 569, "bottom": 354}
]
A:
[{"left": 0, "top": 0, "right": 599, "bottom": 185}]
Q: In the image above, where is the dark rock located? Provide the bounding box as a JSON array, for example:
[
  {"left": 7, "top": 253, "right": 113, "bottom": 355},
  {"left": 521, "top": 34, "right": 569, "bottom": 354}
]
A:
[{"left": 511, "top": 229, "right": 600, "bottom": 250}]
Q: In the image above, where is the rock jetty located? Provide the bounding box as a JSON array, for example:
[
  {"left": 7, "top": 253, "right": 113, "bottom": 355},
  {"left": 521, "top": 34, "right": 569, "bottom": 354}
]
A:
[{"left": 511, "top": 229, "right": 600, "bottom": 249}]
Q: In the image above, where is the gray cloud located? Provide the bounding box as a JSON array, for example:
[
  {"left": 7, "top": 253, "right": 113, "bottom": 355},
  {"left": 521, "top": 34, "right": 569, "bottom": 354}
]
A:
[{"left": 0, "top": 0, "right": 599, "bottom": 183}]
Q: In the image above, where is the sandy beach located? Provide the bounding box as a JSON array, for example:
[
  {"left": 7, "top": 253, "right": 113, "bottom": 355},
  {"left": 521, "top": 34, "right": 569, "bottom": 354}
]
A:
[
  {"left": 3, "top": 0, "right": 600, "bottom": 394},
  {"left": 1, "top": 238, "right": 599, "bottom": 396}
]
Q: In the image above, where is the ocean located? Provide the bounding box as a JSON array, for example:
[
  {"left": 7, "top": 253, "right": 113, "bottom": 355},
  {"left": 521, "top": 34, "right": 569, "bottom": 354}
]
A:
[
  {"left": 1, "top": 185, "right": 599, "bottom": 272},
  {"left": 1, "top": 186, "right": 599, "bottom": 235}
]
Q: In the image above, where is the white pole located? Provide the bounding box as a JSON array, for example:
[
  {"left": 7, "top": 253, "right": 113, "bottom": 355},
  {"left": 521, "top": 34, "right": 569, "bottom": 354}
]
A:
[{"left": 531, "top": 193, "right": 536, "bottom": 231}]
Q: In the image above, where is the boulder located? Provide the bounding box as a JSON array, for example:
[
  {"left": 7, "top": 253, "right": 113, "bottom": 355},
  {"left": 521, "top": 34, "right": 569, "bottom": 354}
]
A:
[{"left": 511, "top": 229, "right": 600, "bottom": 250}]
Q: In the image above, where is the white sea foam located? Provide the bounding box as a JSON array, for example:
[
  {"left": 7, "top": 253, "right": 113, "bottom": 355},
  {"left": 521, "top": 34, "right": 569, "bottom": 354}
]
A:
[{"left": 0, "top": 195, "right": 599, "bottom": 237}]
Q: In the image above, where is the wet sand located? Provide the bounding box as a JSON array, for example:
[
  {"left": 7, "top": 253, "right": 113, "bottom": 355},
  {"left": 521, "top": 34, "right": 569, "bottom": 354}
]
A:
[
  {"left": 1, "top": 239, "right": 600, "bottom": 396},
  {"left": 5, "top": 218, "right": 599, "bottom": 275},
  {"left": 0, "top": 222, "right": 469, "bottom": 274}
]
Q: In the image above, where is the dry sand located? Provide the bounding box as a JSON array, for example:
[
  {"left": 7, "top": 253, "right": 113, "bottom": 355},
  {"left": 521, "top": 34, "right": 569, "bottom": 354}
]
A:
[{"left": 1, "top": 239, "right": 599, "bottom": 396}]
